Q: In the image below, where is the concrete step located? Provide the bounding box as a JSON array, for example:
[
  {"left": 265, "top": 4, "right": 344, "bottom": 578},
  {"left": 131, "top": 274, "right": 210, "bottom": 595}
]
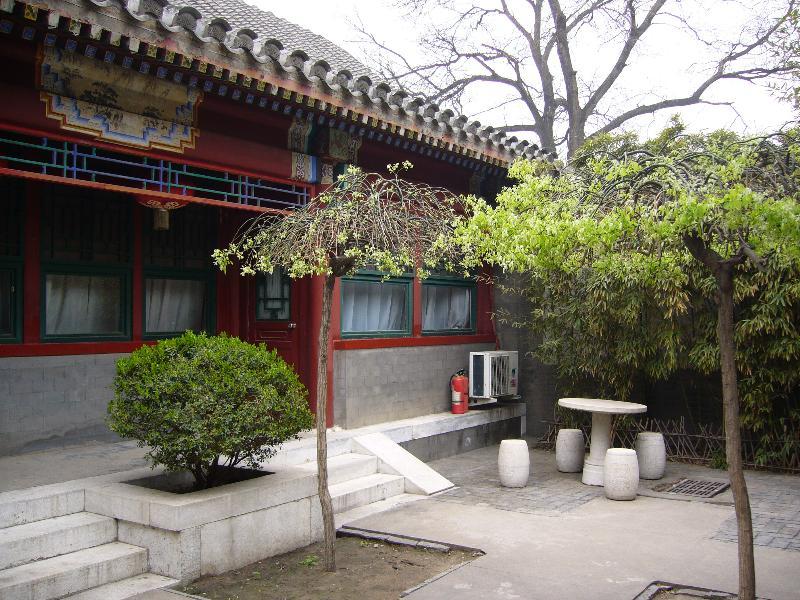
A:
[
  {"left": 335, "top": 493, "right": 426, "bottom": 529},
  {"left": 65, "top": 573, "right": 179, "bottom": 599},
  {"left": 0, "top": 487, "right": 84, "bottom": 529},
  {"left": 262, "top": 432, "right": 353, "bottom": 469},
  {"left": 0, "top": 542, "right": 147, "bottom": 600},
  {"left": 329, "top": 473, "right": 406, "bottom": 515},
  {"left": 352, "top": 433, "right": 454, "bottom": 495},
  {"left": 0, "top": 512, "right": 117, "bottom": 570},
  {"left": 295, "top": 453, "right": 378, "bottom": 486}
]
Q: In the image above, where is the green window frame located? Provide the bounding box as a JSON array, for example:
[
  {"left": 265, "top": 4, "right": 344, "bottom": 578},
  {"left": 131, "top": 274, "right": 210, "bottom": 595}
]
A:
[
  {"left": 142, "top": 270, "right": 215, "bottom": 339},
  {"left": 1, "top": 180, "right": 24, "bottom": 343},
  {"left": 0, "top": 264, "right": 22, "bottom": 343},
  {"left": 421, "top": 275, "right": 477, "bottom": 335},
  {"left": 41, "top": 266, "right": 131, "bottom": 341},
  {"left": 142, "top": 204, "right": 216, "bottom": 339},
  {"left": 340, "top": 270, "right": 413, "bottom": 339},
  {"left": 40, "top": 187, "right": 132, "bottom": 342}
]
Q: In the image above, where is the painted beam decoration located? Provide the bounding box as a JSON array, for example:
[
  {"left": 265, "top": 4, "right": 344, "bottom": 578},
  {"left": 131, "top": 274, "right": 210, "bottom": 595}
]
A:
[{"left": 37, "top": 45, "right": 202, "bottom": 153}]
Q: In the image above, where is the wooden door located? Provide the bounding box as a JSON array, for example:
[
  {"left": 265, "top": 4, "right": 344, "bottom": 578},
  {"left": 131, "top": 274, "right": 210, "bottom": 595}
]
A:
[{"left": 245, "top": 269, "right": 304, "bottom": 374}]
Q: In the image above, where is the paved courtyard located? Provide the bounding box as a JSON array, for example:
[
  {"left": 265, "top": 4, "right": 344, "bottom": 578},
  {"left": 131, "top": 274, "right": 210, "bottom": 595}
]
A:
[{"left": 345, "top": 444, "right": 800, "bottom": 599}]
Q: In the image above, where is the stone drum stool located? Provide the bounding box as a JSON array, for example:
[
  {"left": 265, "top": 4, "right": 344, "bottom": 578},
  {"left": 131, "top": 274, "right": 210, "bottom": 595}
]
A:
[
  {"left": 636, "top": 432, "right": 666, "bottom": 480},
  {"left": 603, "top": 448, "right": 639, "bottom": 501},
  {"left": 555, "top": 428, "right": 584, "bottom": 473},
  {"left": 498, "top": 439, "right": 530, "bottom": 488}
]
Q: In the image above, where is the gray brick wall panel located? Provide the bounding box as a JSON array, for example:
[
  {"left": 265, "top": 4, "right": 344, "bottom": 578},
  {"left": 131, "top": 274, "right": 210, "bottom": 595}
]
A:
[
  {"left": 0, "top": 353, "right": 127, "bottom": 455},
  {"left": 333, "top": 343, "right": 494, "bottom": 429}
]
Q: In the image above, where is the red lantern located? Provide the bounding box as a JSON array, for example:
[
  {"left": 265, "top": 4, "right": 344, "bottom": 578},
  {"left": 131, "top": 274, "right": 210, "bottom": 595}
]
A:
[{"left": 135, "top": 195, "right": 189, "bottom": 231}]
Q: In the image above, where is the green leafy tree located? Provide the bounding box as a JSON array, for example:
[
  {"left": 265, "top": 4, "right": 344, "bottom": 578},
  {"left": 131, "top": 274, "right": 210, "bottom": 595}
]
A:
[
  {"left": 214, "top": 164, "right": 462, "bottom": 572},
  {"left": 497, "top": 125, "right": 800, "bottom": 468},
  {"left": 109, "top": 332, "right": 314, "bottom": 489},
  {"left": 458, "top": 129, "right": 800, "bottom": 599}
]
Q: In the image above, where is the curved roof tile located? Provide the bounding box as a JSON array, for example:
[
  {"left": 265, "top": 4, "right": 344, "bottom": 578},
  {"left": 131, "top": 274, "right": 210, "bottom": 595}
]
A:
[
  {"left": 187, "top": 0, "right": 373, "bottom": 78},
  {"left": 59, "top": 0, "right": 545, "bottom": 164}
]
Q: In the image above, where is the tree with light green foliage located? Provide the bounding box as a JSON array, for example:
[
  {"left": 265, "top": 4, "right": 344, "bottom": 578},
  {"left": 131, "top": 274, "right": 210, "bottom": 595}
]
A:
[
  {"left": 457, "top": 128, "right": 800, "bottom": 600},
  {"left": 214, "top": 163, "right": 462, "bottom": 572}
]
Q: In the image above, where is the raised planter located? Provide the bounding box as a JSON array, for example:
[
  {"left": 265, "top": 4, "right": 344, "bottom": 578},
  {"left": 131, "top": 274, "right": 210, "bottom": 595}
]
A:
[{"left": 84, "top": 463, "right": 324, "bottom": 582}]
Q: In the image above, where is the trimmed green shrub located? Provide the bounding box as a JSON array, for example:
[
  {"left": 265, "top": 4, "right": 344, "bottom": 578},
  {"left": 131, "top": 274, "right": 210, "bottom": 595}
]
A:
[{"left": 109, "top": 332, "right": 314, "bottom": 489}]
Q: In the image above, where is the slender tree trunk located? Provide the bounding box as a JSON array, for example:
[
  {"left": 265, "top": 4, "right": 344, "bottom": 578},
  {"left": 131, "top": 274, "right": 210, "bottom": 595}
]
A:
[
  {"left": 316, "top": 273, "right": 336, "bottom": 572},
  {"left": 716, "top": 265, "right": 755, "bottom": 600}
]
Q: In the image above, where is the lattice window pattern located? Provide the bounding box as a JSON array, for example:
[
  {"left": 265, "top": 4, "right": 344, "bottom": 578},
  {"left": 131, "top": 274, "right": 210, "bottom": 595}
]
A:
[
  {"left": 143, "top": 204, "right": 214, "bottom": 270},
  {"left": 0, "top": 179, "right": 24, "bottom": 258},
  {"left": 41, "top": 187, "right": 131, "bottom": 264},
  {"left": 0, "top": 132, "right": 310, "bottom": 210},
  {"left": 256, "top": 269, "right": 291, "bottom": 321}
]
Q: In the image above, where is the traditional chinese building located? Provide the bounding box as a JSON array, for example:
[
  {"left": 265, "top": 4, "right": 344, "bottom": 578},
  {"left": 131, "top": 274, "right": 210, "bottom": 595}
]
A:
[{"left": 0, "top": 0, "right": 542, "bottom": 455}]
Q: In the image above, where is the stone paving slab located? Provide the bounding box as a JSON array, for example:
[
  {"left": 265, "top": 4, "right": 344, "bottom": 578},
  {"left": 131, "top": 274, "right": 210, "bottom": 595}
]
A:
[
  {"left": 426, "top": 444, "right": 800, "bottom": 553},
  {"left": 713, "top": 487, "right": 800, "bottom": 552},
  {"left": 344, "top": 444, "right": 799, "bottom": 600},
  {"left": 0, "top": 440, "right": 150, "bottom": 493}
]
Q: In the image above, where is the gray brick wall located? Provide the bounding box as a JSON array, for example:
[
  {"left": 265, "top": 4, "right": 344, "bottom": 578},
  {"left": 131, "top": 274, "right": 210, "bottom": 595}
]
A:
[
  {"left": 333, "top": 343, "right": 494, "bottom": 429},
  {"left": 0, "top": 353, "right": 126, "bottom": 455},
  {"left": 493, "top": 270, "right": 559, "bottom": 439}
]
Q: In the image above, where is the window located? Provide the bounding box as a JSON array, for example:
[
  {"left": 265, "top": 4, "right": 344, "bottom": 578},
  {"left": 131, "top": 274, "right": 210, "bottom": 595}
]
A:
[
  {"left": 422, "top": 277, "right": 476, "bottom": 334},
  {"left": 44, "top": 272, "right": 125, "bottom": 336},
  {"left": 0, "top": 179, "right": 23, "bottom": 342},
  {"left": 340, "top": 272, "right": 411, "bottom": 337},
  {"left": 142, "top": 204, "right": 215, "bottom": 338},
  {"left": 256, "top": 269, "right": 291, "bottom": 321},
  {"left": 0, "top": 268, "right": 19, "bottom": 341},
  {"left": 40, "top": 187, "right": 131, "bottom": 341},
  {"left": 145, "top": 277, "right": 207, "bottom": 334}
]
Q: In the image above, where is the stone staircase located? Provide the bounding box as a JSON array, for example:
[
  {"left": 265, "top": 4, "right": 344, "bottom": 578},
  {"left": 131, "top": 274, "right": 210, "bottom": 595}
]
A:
[
  {"left": 0, "top": 438, "right": 451, "bottom": 600},
  {"left": 0, "top": 497, "right": 176, "bottom": 599}
]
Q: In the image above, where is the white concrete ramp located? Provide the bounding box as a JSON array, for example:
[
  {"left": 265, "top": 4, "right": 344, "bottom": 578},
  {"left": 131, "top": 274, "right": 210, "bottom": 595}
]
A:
[{"left": 352, "top": 433, "right": 454, "bottom": 495}]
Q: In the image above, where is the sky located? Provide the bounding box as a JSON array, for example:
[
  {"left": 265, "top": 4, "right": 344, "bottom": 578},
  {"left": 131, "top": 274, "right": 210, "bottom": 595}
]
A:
[{"left": 252, "top": 0, "right": 797, "bottom": 149}]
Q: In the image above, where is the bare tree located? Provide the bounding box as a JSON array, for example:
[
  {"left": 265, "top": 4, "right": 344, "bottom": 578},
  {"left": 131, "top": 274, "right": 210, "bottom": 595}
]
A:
[
  {"left": 359, "top": 0, "right": 798, "bottom": 156},
  {"left": 767, "top": 6, "right": 799, "bottom": 110}
]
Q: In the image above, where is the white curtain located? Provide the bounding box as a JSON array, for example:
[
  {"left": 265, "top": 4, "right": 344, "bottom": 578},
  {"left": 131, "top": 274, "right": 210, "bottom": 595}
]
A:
[
  {"left": 145, "top": 278, "right": 205, "bottom": 333},
  {"left": 341, "top": 280, "right": 407, "bottom": 333},
  {"left": 45, "top": 274, "right": 121, "bottom": 335},
  {"left": 422, "top": 285, "right": 471, "bottom": 331}
]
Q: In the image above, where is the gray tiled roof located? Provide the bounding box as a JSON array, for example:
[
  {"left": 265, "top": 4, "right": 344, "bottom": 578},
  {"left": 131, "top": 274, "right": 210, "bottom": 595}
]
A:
[
  {"left": 68, "top": 0, "right": 548, "bottom": 162},
  {"left": 186, "top": 0, "right": 372, "bottom": 78}
]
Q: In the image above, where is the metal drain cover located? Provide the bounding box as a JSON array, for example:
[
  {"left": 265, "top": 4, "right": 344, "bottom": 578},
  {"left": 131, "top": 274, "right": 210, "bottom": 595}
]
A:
[{"left": 660, "top": 478, "right": 730, "bottom": 498}]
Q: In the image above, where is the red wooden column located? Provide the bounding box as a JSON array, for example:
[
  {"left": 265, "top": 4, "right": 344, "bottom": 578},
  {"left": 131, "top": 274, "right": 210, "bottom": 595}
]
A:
[
  {"left": 412, "top": 277, "right": 422, "bottom": 336},
  {"left": 22, "top": 182, "right": 40, "bottom": 343},
  {"left": 215, "top": 208, "right": 241, "bottom": 337},
  {"left": 131, "top": 204, "right": 143, "bottom": 341}
]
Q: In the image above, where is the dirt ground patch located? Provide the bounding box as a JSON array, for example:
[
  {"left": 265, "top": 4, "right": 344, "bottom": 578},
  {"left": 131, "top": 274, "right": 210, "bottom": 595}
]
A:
[{"left": 182, "top": 535, "right": 478, "bottom": 600}]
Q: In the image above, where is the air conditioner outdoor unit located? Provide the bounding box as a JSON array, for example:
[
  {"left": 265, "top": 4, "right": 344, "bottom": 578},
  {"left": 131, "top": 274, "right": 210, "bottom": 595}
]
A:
[{"left": 469, "top": 350, "right": 519, "bottom": 403}]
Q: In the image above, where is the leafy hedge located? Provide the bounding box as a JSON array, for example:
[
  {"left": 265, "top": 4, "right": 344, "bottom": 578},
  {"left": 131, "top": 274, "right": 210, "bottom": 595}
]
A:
[{"left": 109, "top": 332, "right": 314, "bottom": 489}]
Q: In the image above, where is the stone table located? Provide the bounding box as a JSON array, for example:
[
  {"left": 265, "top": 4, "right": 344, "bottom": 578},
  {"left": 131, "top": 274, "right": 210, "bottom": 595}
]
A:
[{"left": 557, "top": 398, "right": 647, "bottom": 486}]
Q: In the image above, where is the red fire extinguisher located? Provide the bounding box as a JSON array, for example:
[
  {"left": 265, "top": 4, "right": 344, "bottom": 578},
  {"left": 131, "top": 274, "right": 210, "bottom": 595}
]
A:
[{"left": 450, "top": 370, "right": 469, "bottom": 414}]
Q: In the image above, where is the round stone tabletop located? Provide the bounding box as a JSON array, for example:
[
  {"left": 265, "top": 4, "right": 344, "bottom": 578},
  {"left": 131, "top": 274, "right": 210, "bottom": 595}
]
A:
[{"left": 558, "top": 397, "right": 647, "bottom": 414}]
